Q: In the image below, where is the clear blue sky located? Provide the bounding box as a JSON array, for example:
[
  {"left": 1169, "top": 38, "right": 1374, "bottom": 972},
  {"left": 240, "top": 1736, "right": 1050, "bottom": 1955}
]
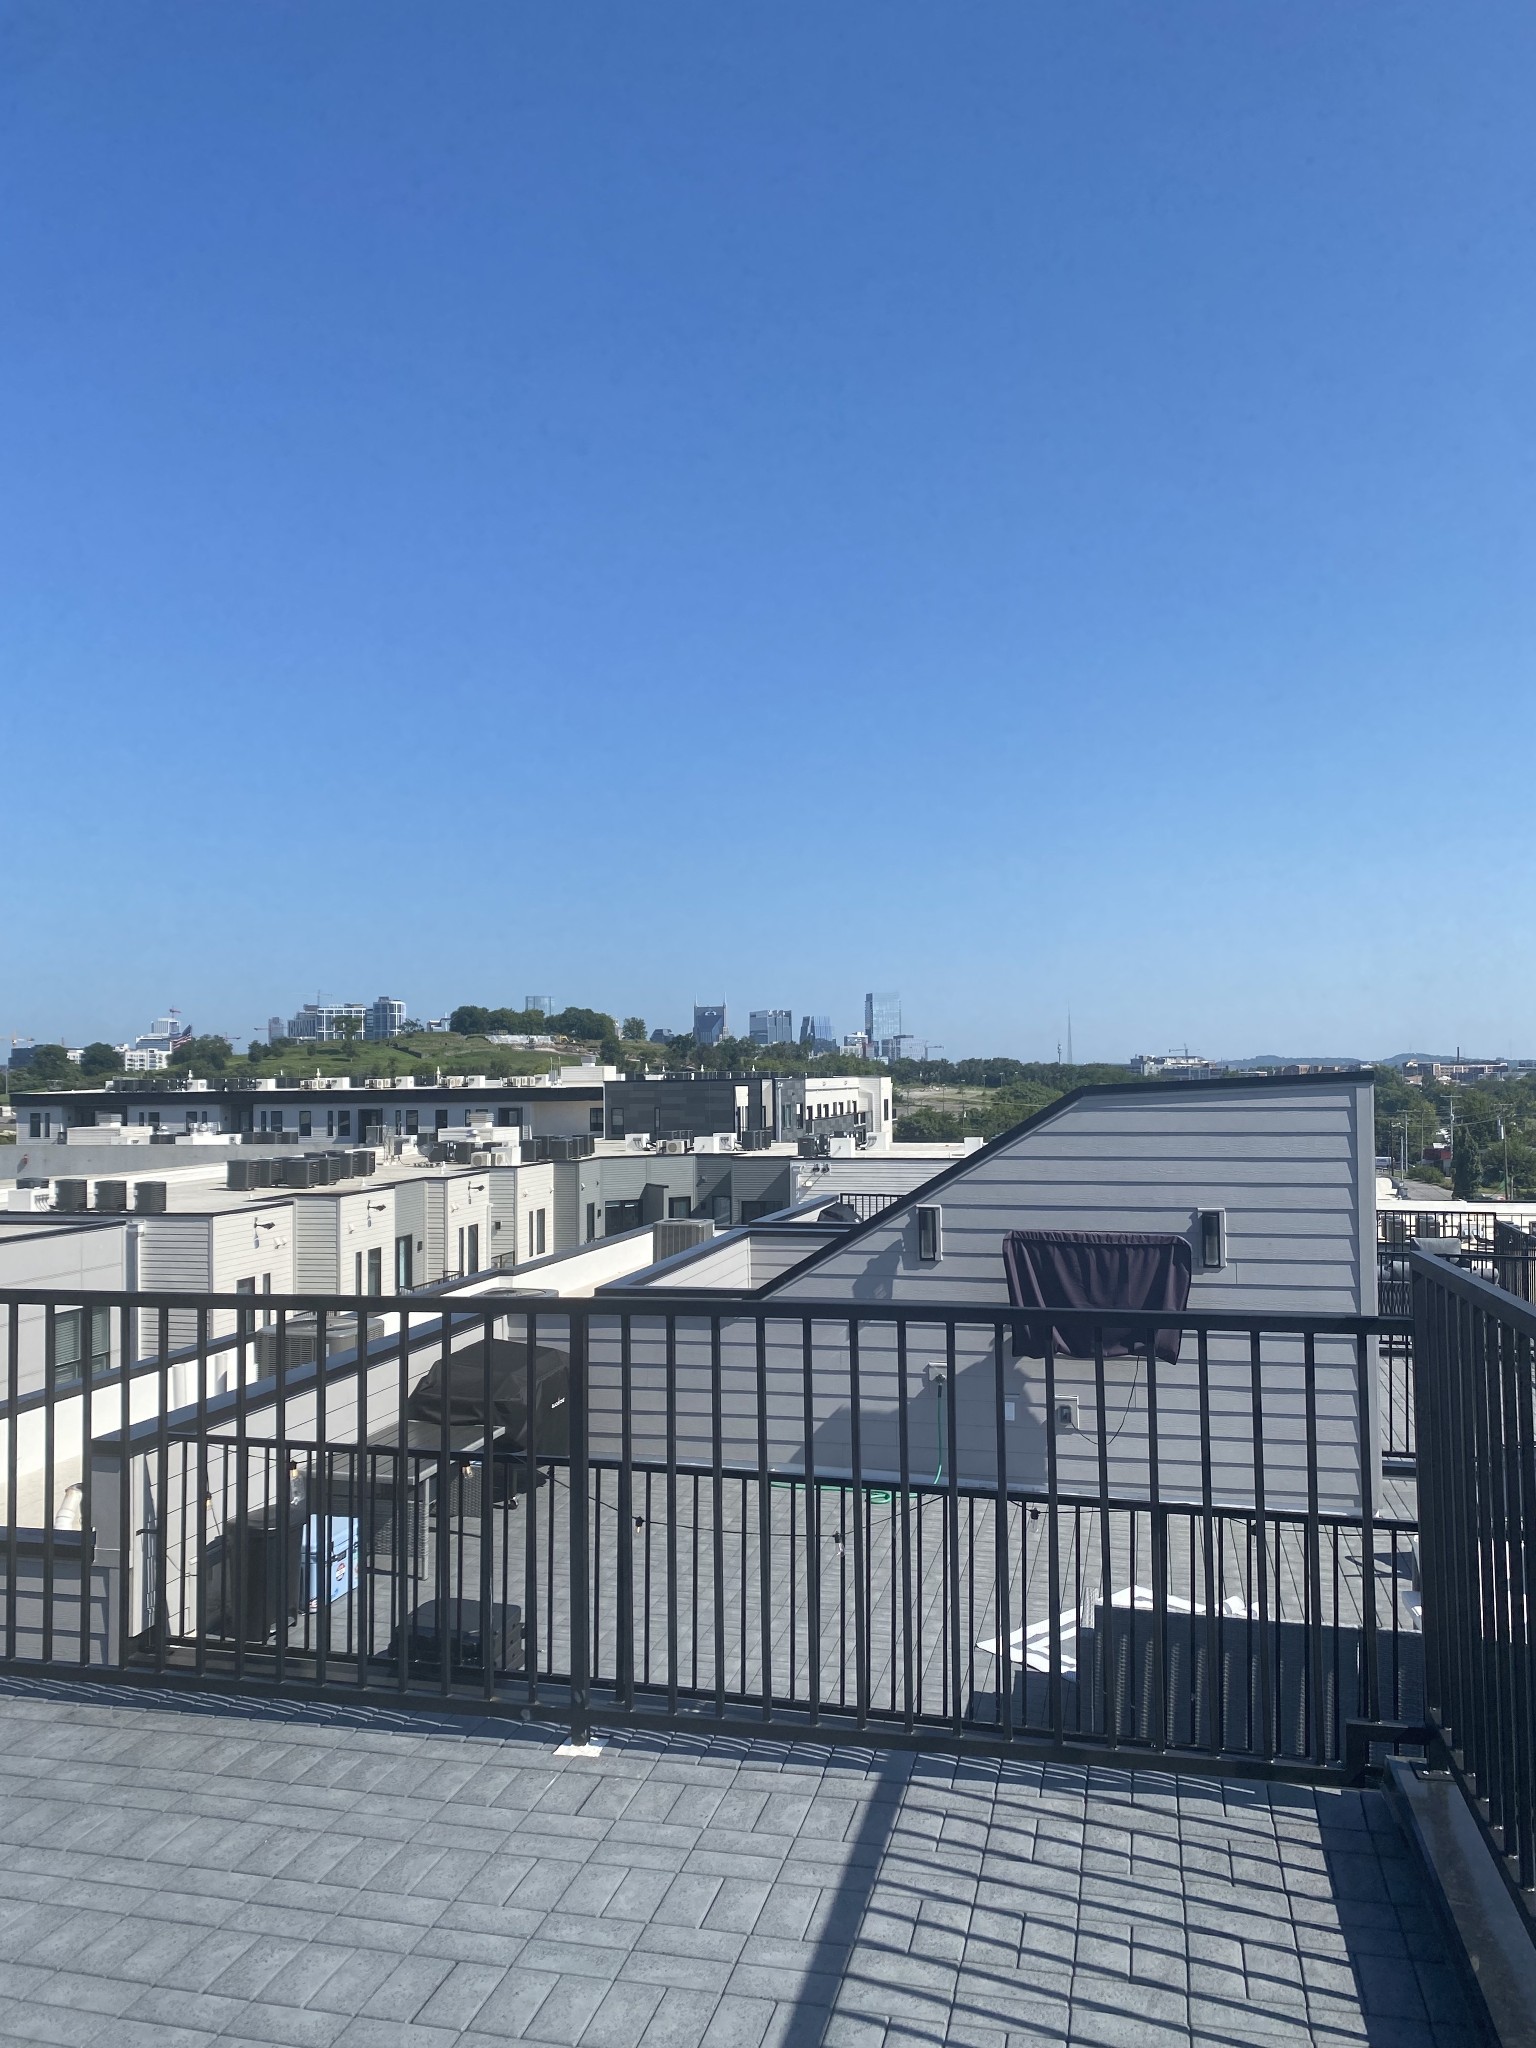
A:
[{"left": 3, "top": 3, "right": 1532, "bottom": 1060}]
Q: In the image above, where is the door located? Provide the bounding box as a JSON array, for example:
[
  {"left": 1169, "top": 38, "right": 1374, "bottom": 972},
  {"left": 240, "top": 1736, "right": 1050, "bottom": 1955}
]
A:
[
  {"left": 367, "top": 1247, "right": 382, "bottom": 1295},
  {"left": 467, "top": 1225, "right": 480, "bottom": 1273}
]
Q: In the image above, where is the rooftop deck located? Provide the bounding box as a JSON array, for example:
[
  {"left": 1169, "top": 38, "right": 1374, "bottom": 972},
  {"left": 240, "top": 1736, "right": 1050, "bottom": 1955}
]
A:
[{"left": 0, "top": 1678, "right": 1483, "bottom": 2048}]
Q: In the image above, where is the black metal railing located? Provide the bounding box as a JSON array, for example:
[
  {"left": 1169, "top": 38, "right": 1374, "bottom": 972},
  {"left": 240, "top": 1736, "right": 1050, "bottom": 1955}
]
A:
[
  {"left": 1380, "top": 1207, "right": 1536, "bottom": 1249},
  {"left": 832, "top": 1191, "right": 905, "bottom": 1222},
  {"left": 1377, "top": 1249, "right": 1416, "bottom": 1464},
  {"left": 1411, "top": 1251, "right": 1536, "bottom": 1928},
  {"left": 0, "top": 1285, "right": 1418, "bottom": 1776}
]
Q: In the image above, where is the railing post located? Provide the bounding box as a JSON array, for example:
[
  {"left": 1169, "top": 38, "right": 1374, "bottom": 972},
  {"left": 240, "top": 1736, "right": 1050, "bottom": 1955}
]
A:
[{"left": 568, "top": 1310, "right": 591, "bottom": 1746}]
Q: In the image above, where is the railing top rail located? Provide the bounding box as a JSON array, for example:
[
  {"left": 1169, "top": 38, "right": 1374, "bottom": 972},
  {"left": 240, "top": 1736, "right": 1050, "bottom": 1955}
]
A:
[{"left": 0, "top": 1281, "right": 1408, "bottom": 1337}]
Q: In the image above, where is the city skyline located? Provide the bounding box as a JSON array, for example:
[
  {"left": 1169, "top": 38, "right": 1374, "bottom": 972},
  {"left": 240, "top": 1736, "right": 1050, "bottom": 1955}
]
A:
[{"left": 6, "top": 982, "right": 1535, "bottom": 1075}]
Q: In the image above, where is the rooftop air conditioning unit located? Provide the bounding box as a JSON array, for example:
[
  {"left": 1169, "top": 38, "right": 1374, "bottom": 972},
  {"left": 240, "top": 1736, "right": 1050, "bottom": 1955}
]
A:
[
  {"left": 54, "top": 1179, "right": 88, "bottom": 1213},
  {"left": 94, "top": 1180, "right": 128, "bottom": 1212},
  {"left": 653, "top": 1219, "right": 716, "bottom": 1261},
  {"left": 134, "top": 1180, "right": 168, "bottom": 1213}
]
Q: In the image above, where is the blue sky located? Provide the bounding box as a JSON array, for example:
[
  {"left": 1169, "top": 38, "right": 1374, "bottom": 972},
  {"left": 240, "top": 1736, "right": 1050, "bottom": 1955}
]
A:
[{"left": 3, "top": 3, "right": 1532, "bottom": 1060}]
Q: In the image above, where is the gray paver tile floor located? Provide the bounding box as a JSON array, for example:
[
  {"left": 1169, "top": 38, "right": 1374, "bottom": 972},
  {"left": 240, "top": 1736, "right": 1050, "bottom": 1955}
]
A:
[{"left": 0, "top": 1678, "right": 1484, "bottom": 2048}]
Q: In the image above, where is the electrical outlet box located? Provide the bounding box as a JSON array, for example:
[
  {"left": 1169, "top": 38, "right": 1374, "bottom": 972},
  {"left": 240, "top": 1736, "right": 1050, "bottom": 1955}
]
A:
[
  {"left": 1053, "top": 1398, "right": 1078, "bottom": 1434},
  {"left": 1003, "top": 1399, "right": 1016, "bottom": 1423}
]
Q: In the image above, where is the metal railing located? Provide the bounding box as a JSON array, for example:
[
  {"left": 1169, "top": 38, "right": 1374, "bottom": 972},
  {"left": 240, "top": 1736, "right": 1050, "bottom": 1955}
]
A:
[
  {"left": 1412, "top": 1250, "right": 1536, "bottom": 1929},
  {"left": 1380, "top": 1208, "right": 1536, "bottom": 1249},
  {"left": 832, "top": 1191, "right": 905, "bottom": 1222},
  {"left": 1378, "top": 1227, "right": 1536, "bottom": 1467},
  {"left": 0, "top": 1285, "right": 1419, "bottom": 1776}
]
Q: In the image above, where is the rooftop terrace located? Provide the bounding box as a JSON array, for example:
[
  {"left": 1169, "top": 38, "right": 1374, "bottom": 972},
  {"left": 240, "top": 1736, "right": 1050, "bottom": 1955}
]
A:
[{"left": 0, "top": 1678, "right": 1485, "bottom": 2048}]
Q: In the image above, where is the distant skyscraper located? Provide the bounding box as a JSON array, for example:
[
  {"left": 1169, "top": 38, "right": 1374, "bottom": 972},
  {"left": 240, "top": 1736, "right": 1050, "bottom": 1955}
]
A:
[
  {"left": 749, "top": 1008, "right": 795, "bottom": 1046},
  {"left": 693, "top": 1002, "right": 728, "bottom": 1047},
  {"left": 524, "top": 995, "right": 553, "bottom": 1017},
  {"left": 800, "top": 1013, "right": 835, "bottom": 1053},
  {"left": 366, "top": 997, "right": 406, "bottom": 1041},
  {"left": 267, "top": 1016, "right": 283, "bottom": 1043},
  {"left": 864, "top": 992, "right": 902, "bottom": 1059}
]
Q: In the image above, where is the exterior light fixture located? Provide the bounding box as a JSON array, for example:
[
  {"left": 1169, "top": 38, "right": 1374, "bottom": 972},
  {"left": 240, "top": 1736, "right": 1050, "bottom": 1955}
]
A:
[
  {"left": 1199, "top": 1210, "right": 1226, "bottom": 1270},
  {"left": 916, "top": 1205, "right": 942, "bottom": 1262}
]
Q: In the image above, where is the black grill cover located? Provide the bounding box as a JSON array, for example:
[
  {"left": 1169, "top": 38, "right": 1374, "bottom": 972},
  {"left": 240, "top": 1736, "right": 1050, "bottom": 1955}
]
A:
[
  {"left": 1002, "top": 1230, "right": 1192, "bottom": 1363},
  {"left": 407, "top": 1337, "right": 570, "bottom": 1458}
]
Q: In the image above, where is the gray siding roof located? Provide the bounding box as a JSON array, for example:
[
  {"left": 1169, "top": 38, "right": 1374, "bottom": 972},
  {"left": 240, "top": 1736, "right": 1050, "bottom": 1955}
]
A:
[{"left": 768, "top": 1079, "right": 1372, "bottom": 1318}]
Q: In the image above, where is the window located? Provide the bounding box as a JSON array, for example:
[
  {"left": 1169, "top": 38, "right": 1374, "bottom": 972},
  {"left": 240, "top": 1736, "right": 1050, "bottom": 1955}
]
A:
[
  {"left": 326, "top": 1110, "right": 335, "bottom": 1138},
  {"left": 367, "top": 1246, "right": 382, "bottom": 1294},
  {"left": 299, "top": 1111, "right": 312, "bottom": 1137},
  {"left": 466, "top": 1225, "right": 479, "bottom": 1273},
  {"left": 586, "top": 1203, "right": 596, "bottom": 1242},
  {"left": 589, "top": 1108, "right": 604, "bottom": 1134},
  {"left": 406, "top": 1109, "right": 418, "bottom": 1135},
  {"left": 395, "top": 1235, "right": 413, "bottom": 1290},
  {"left": 667, "top": 1198, "right": 691, "bottom": 1219},
  {"left": 338, "top": 1110, "right": 351, "bottom": 1138},
  {"left": 496, "top": 1107, "right": 519, "bottom": 1128},
  {"left": 51, "top": 1307, "right": 110, "bottom": 1386},
  {"left": 354, "top": 1251, "right": 363, "bottom": 1293},
  {"left": 28, "top": 1114, "right": 40, "bottom": 1139},
  {"left": 527, "top": 1212, "right": 535, "bottom": 1258},
  {"left": 271, "top": 1111, "right": 284, "bottom": 1133},
  {"left": 536, "top": 1209, "right": 547, "bottom": 1256},
  {"left": 610, "top": 1109, "right": 625, "bottom": 1137},
  {"left": 435, "top": 1109, "right": 449, "bottom": 1130},
  {"left": 1199, "top": 1210, "right": 1227, "bottom": 1270},
  {"left": 457, "top": 1227, "right": 466, "bottom": 1275}
]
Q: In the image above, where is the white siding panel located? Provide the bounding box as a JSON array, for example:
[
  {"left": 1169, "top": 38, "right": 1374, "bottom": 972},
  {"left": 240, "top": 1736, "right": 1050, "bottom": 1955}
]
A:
[{"left": 290, "top": 1202, "right": 337, "bottom": 1293}]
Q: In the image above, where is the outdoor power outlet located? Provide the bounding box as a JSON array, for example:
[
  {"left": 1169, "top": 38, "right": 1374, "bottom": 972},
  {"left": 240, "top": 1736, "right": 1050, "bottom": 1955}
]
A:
[{"left": 1053, "top": 1399, "right": 1079, "bottom": 1434}]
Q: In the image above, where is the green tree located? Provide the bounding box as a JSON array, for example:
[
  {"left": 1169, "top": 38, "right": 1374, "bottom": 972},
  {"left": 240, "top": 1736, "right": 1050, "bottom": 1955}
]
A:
[
  {"left": 1452, "top": 1139, "right": 1479, "bottom": 1201},
  {"left": 169, "top": 1034, "right": 232, "bottom": 1073},
  {"left": 78, "top": 1042, "right": 124, "bottom": 1078},
  {"left": 621, "top": 1017, "right": 646, "bottom": 1041},
  {"left": 549, "top": 1007, "right": 616, "bottom": 1043},
  {"left": 14, "top": 1044, "right": 75, "bottom": 1086},
  {"left": 894, "top": 1107, "right": 967, "bottom": 1142}
]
